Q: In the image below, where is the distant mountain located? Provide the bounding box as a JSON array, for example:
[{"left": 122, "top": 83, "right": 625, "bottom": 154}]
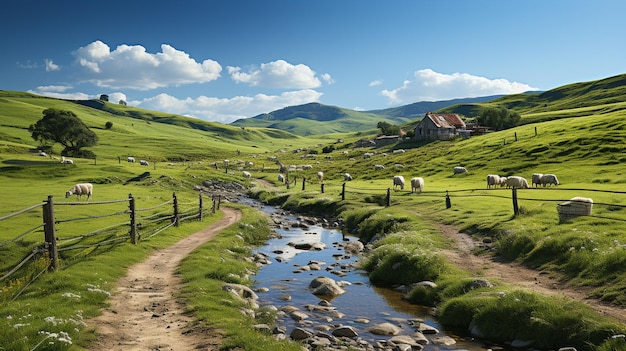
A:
[{"left": 230, "top": 96, "right": 504, "bottom": 136}]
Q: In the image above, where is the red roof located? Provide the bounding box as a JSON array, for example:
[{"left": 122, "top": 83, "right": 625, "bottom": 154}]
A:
[{"left": 425, "top": 113, "right": 466, "bottom": 128}]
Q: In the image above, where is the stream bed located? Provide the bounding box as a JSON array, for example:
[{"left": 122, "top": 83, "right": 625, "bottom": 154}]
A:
[{"left": 251, "top": 204, "right": 501, "bottom": 351}]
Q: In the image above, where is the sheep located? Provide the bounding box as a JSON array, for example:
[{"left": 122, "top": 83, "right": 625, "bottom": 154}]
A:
[
  {"left": 139, "top": 160, "right": 149, "bottom": 166},
  {"left": 61, "top": 156, "right": 73, "bottom": 164},
  {"left": 65, "top": 183, "right": 93, "bottom": 201},
  {"left": 505, "top": 176, "right": 529, "bottom": 189},
  {"left": 278, "top": 173, "right": 285, "bottom": 184},
  {"left": 317, "top": 171, "right": 324, "bottom": 182},
  {"left": 242, "top": 171, "right": 251, "bottom": 178},
  {"left": 127, "top": 156, "right": 136, "bottom": 163},
  {"left": 363, "top": 152, "right": 374, "bottom": 159},
  {"left": 453, "top": 166, "right": 468, "bottom": 174},
  {"left": 392, "top": 149, "right": 405, "bottom": 153},
  {"left": 393, "top": 175, "right": 405, "bottom": 190},
  {"left": 394, "top": 163, "right": 404, "bottom": 169},
  {"left": 344, "top": 173, "right": 353, "bottom": 181},
  {"left": 531, "top": 173, "right": 543, "bottom": 187},
  {"left": 302, "top": 164, "right": 313, "bottom": 170},
  {"left": 410, "top": 177, "right": 424, "bottom": 193},
  {"left": 487, "top": 174, "right": 501, "bottom": 189},
  {"left": 540, "top": 174, "right": 559, "bottom": 186},
  {"left": 499, "top": 176, "right": 508, "bottom": 188},
  {"left": 374, "top": 164, "right": 385, "bottom": 170}
]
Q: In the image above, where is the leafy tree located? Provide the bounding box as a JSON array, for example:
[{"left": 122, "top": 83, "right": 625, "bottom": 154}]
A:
[
  {"left": 377, "top": 121, "right": 401, "bottom": 136},
  {"left": 105, "top": 121, "right": 113, "bottom": 129},
  {"left": 477, "top": 106, "right": 521, "bottom": 131},
  {"left": 29, "top": 109, "right": 98, "bottom": 157}
]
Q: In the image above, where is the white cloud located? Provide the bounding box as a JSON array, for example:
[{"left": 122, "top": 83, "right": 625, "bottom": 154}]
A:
[
  {"left": 35, "top": 85, "right": 73, "bottom": 93},
  {"left": 45, "top": 59, "right": 60, "bottom": 72},
  {"left": 134, "top": 89, "right": 323, "bottom": 124},
  {"left": 381, "top": 69, "right": 537, "bottom": 105},
  {"left": 369, "top": 80, "right": 382, "bottom": 87},
  {"left": 72, "top": 41, "right": 222, "bottom": 90},
  {"left": 228, "top": 60, "right": 324, "bottom": 89}
]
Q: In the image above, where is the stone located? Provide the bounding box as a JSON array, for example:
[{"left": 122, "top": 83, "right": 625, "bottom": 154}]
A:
[
  {"left": 332, "top": 325, "right": 358, "bottom": 338},
  {"left": 309, "top": 276, "right": 346, "bottom": 296},
  {"left": 367, "top": 322, "right": 401, "bottom": 336},
  {"left": 289, "top": 327, "right": 313, "bottom": 341}
]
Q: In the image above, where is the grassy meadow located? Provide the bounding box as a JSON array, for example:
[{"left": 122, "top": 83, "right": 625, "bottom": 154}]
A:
[{"left": 1, "top": 82, "right": 626, "bottom": 350}]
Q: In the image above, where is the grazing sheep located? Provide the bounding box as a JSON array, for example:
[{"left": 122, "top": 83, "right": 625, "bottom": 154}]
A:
[
  {"left": 344, "top": 173, "right": 353, "bottom": 181},
  {"left": 393, "top": 175, "right": 405, "bottom": 190},
  {"left": 392, "top": 149, "right": 405, "bottom": 154},
  {"left": 127, "top": 156, "right": 136, "bottom": 163},
  {"left": 499, "top": 176, "right": 508, "bottom": 188},
  {"left": 363, "top": 152, "right": 374, "bottom": 159},
  {"left": 374, "top": 164, "right": 385, "bottom": 170},
  {"left": 302, "top": 164, "right": 313, "bottom": 170},
  {"left": 531, "top": 173, "right": 543, "bottom": 187},
  {"left": 410, "top": 177, "right": 424, "bottom": 193},
  {"left": 65, "top": 183, "right": 93, "bottom": 201},
  {"left": 61, "top": 156, "right": 73, "bottom": 164},
  {"left": 38, "top": 151, "right": 47, "bottom": 157},
  {"left": 487, "top": 174, "right": 501, "bottom": 189},
  {"left": 242, "top": 171, "right": 251, "bottom": 178},
  {"left": 278, "top": 173, "right": 285, "bottom": 184},
  {"left": 453, "top": 166, "right": 468, "bottom": 174},
  {"left": 139, "top": 160, "right": 149, "bottom": 166},
  {"left": 317, "top": 171, "right": 324, "bottom": 181},
  {"left": 505, "top": 176, "right": 529, "bottom": 189},
  {"left": 394, "top": 163, "right": 405, "bottom": 169},
  {"left": 540, "top": 174, "right": 559, "bottom": 186}
]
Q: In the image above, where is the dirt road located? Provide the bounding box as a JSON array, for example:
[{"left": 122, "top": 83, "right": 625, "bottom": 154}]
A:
[
  {"left": 437, "top": 223, "right": 626, "bottom": 324},
  {"left": 88, "top": 207, "right": 241, "bottom": 351}
]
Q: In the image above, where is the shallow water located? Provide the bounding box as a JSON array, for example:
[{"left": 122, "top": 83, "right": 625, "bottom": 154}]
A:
[{"left": 252, "top": 206, "right": 495, "bottom": 350}]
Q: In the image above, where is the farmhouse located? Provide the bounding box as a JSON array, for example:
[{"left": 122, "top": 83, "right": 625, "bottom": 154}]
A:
[{"left": 414, "top": 112, "right": 466, "bottom": 141}]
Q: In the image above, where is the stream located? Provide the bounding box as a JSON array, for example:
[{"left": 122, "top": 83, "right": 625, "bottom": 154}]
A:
[{"left": 250, "top": 203, "right": 499, "bottom": 350}]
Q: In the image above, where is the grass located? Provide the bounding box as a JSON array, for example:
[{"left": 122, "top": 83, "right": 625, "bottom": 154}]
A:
[{"left": 2, "top": 78, "right": 626, "bottom": 349}]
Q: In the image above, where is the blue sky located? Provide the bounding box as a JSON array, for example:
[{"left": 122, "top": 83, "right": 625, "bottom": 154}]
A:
[{"left": 2, "top": 0, "right": 625, "bottom": 124}]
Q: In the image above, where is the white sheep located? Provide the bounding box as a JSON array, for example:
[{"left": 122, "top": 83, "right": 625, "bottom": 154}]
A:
[
  {"left": 487, "top": 174, "right": 501, "bottom": 189},
  {"left": 540, "top": 174, "right": 559, "bottom": 186},
  {"left": 453, "top": 166, "right": 468, "bottom": 174},
  {"left": 278, "top": 173, "right": 285, "bottom": 184},
  {"left": 393, "top": 175, "right": 405, "bottom": 190},
  {"left": 139, "top": 160, "right": 149, "bottom": 166},
  {"left": 65, "top": 183, "right": 93, "bottom": 201},
  {"left": 61, "top": 156, "right": 73, "bottom": 164},
  {"left": 531, "top": 173, "right": 543, "bottom": 187},
  {"left": 410, "top": 177, "right": 424, "bottom": 193},
  {"left": 242, "top": 171, "right": 251, "bottom": 178},
  {"left": 499, "top": 176, "right": 508, "bottom": 188},
  {"left": 317, "top": 171, "right": 324, "bottom": 181},
  {"left": 374, "top": 164, "right": 385, "bottom": 170},
  {"left": 302, "top": 164, "right": 313, "bottom": 170},
  {"left": 394, "top": 163, "right": 405, "bottom": 169},
  {"left": 127, "top": 156, "right": 136, "bottom": 163},
  {"left": 344, "top": 173, "right": 353, "bottom": 181},
  {"left": 505, "top": 176, "right": 529, "bottom": 189}
]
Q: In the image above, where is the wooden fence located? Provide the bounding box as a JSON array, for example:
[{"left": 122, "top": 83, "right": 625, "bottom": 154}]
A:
[{"left": 0, "top": 192, "right": 221, "bottom": 301}]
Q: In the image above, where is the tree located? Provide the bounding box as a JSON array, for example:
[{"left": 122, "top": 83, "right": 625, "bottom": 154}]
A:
[
  {"left": 29, "top": 109, "right": 98, "bottom": 157},
  {"left": 105, "top": 121, "right": 113, "bottom": 129},
  {"left": 477, "top": 106, "right": 521, "bottom": 131},
  {"left": 377, "top": 121, "right": 401, "bottom": 136}
]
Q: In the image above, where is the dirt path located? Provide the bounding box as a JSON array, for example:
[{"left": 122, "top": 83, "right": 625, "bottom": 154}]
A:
[
  {"left": 437, "top": 224, "right": 626, "bottom": 324},
  {"left": 88, "top": 207, "right": 241, "bottom": 351}
]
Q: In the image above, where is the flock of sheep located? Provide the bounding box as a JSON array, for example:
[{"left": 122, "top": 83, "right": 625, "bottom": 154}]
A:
[{"left": 488, "top": 173, "right": 559, "bottom": 189}]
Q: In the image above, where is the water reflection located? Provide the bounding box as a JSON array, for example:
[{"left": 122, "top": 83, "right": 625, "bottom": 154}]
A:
[{"left": 251, "top": 205, "right": 493, "bottom": 350}]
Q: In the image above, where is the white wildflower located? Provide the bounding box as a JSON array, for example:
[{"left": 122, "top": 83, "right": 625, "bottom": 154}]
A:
[{"left": 62, "top": 292, "right": 81, "bottom": 299}]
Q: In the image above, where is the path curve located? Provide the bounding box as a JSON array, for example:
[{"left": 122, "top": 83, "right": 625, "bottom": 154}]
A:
[
  {"left": 437, "top": 223, "right": 626, "bottom": 324},
  {"left": 88, "top": 207, "right": 241, "bottom": 351}
]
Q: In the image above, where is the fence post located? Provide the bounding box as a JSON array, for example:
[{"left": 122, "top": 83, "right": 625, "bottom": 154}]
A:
[
  {"left": 445, "top": 190, "right": 451, "bottom": 209},
  {"left": 302, "top": 177, "right": 306, "bottom": 191},
  {"left": 129, "top": 194, "right": 137, "bottom": 244},
  {"left": 217, "top": 195, "right": 221, "bottom": 209},
  {"left": 534, "top": 126, "right": 537, "bottom": 136},
  {"left": 198, "top": 193, "right": 203, "bottom": 221},
  {"left": 43, "top": 195, "right": 58, "bottom": 272},
  {"left": 341, "top": 183, "right": 346, "bottom": 201},
  {"left": 512, "top": 188, "right": 520, "bottom": 216},
  {"left": 286, "top": 172, "right": 290, "bottom": 189},
  {"left": 211, "top": 195, "right": 216, "bottom": 214},
  {"left": 172, "top": 192, "right": 180, "bottom": 226},
  {"left": 321, "top": 183, "right": 325, "bottom": 194},
  {"left": 386, "top": 188, "right": 391, "bottom": 207},
  {"left": 514, "top": 132, "right": 518, "bottom": 142}
]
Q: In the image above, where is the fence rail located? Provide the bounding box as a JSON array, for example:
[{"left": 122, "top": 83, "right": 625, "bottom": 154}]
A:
[{"left": 0, "top": 192, "right": 223, "bottom": 301}]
